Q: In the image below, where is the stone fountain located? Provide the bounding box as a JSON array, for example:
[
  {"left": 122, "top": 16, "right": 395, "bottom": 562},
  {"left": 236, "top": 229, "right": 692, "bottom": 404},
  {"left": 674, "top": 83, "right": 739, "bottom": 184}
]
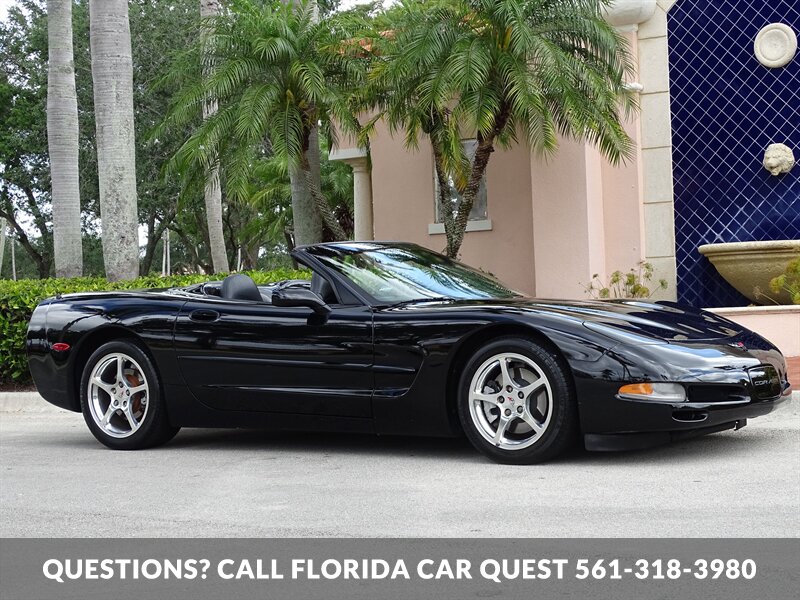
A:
[{"left": 698, "top": 240, "right": 800, "bottom": 304}]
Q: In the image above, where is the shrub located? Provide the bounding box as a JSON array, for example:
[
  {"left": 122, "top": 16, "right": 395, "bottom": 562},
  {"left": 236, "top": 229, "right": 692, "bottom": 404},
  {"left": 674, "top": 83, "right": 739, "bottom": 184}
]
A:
[
  {"left": 0, "top": 269, "right": 309, "bottom": 386},
  {"left": 584, "top": 262, "right": 668, "bottom": 300},
  {"left": 768, "top": 258, "right": 800, "bottom": 305}
]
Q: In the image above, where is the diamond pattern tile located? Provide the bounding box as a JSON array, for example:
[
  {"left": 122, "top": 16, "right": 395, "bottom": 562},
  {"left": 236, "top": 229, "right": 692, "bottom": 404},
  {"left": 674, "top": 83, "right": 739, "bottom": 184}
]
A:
[{"left": 668, "top": 0, "right": 800, "bottom": 307}]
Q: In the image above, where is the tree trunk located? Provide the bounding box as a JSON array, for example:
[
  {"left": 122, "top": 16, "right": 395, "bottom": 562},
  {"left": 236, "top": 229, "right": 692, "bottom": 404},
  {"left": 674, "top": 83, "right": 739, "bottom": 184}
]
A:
[
  {"left": 243, "top": 243, "right": 258, "bottom": 270},
  {"left": 221, "top": 200, "right": 240, "bottom": 269},
  {"left": 141, "top": 212, "right": 157, "bottom": 275},
  {"left": 0, "top": 219, "right": 6, "bottom": 276},
  {"left": 47, "top": 0, "right": 83, "bottom": 278},
  {"left": 295, "top": 123, "right": 345, "bottom": 241},
  {"left": 171, "top": 224, "right": 205, "bottom": 273},
  {"left": 283, "top": 228, "right": 299, "bottom": 268},
  {"left": 283, "top": 1, "right": 325, "bottom": 247},
  {"left": 0, "top": 209, "right": 51, "bottom": 278},
  {"left": 306, "top": 126, "right": 326, "bottom": 228},
  {"left": 141, "top": 210, "right": 174, "bottom": 275},
  {"left": 22, "top": 187, "right": 52, "bottom": 249},
  {"left": 89, "top": 0, "right": 139, "bottom": 281},
  {"left": 301, "top": 150, "right": 346, "bottom": 241},
  {"left": 202, "top": 164, "right": 229, "bottom": 272},
  {"left": 432, "top": 142, "right": 458, "bottom": 257},
  {"left": 444, "top": 102, "right": 510, "bottom": 259},
  {"left": 289, "top": 162, "right": 323, "bottom": 246},
  {"left": 1, "top": 185, "right": 53, "bottom": 278},
  {"left": 446, "top": 137, "right": 494, "bottom": 258},
  {"left": 200, "top": 0, "right": 230, "bottom": 273}
]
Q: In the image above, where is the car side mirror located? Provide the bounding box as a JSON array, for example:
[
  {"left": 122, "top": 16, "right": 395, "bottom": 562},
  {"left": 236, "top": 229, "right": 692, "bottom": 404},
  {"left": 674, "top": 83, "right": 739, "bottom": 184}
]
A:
[{"left": 272, "top": 288, "right": 331, "bottom": 316}]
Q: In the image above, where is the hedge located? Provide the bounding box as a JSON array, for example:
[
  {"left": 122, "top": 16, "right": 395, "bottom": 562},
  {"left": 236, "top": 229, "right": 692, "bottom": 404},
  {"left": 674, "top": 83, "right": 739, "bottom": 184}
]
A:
[{"left": 0, "top": 269, "right": 310, "bottom": 386}]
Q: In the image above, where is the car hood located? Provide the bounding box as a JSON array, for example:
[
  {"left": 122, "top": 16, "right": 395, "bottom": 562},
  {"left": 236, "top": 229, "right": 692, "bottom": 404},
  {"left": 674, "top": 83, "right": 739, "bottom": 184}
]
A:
[{"left": 388, "top": 297, "right": 743, "bottom": 343}]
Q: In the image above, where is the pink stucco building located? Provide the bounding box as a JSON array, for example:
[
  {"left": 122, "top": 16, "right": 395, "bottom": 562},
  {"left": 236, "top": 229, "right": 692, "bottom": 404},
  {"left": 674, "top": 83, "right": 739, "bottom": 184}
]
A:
[{"left": 331, "top": 0, "right": 800, "bottom": 369}]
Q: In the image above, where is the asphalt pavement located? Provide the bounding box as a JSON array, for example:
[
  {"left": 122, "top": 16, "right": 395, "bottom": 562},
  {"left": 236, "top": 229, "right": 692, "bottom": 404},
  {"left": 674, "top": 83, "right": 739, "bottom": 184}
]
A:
[{"left": 1, "top": 398, "right": 798, "bottom": 538}]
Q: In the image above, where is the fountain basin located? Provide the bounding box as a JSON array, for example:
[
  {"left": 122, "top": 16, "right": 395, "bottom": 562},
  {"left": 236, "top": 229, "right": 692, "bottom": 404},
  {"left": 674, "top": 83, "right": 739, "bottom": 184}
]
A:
[{"left": 698, "top": 240, "right": 800, "bottom": 304}]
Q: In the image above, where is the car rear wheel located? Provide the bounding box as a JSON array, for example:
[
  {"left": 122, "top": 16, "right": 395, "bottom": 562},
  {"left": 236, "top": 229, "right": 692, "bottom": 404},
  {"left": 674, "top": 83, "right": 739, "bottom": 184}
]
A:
[
  {"left": 80, "top": 340, "right": 179, "bottom": 450},
  {"left": 457, "top": 337, "right": 578, "bottom": 464}
]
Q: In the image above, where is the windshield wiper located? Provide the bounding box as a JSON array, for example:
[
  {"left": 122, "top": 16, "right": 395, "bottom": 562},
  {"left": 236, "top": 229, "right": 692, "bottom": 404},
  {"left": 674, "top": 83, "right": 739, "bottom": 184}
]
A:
[{"left": 383, "top": 297, "right": 454, "bottom": 309}]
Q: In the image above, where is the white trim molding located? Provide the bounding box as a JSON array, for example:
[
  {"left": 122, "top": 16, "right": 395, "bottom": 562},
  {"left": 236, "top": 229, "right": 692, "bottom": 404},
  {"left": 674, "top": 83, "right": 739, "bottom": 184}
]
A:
[
  {"left": 428, "top": 219, "right": 493, "bottom": 235},
  {"left": 329, "top": 146, "right": 367, "bottom": 162}
]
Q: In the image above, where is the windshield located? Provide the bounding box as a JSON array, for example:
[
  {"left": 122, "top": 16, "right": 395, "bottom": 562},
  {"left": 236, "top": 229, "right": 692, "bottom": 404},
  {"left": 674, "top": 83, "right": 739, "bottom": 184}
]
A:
[{"left": 315, "top": 245, "right": 523, "bottom": 304}]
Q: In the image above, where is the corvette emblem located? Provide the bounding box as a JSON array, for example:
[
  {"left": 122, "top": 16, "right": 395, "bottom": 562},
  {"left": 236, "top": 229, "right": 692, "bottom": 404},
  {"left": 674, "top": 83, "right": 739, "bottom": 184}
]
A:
[
  {"left": 729, "top": 341, "right": 746, "bottom": 350},
  {"left": 748, "top": 365, "right": 781, "bottom": 399}
]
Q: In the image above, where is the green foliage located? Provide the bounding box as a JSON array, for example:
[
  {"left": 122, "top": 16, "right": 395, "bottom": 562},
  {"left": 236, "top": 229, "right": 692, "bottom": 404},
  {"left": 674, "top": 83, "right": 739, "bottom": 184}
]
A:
[
  {"left": 0, "top": 0, "right": 53, "bottom": 277},
  {"left": 0, "top": 268, "right": 310, "bottom": 385},
  {"left": 165, "top": 0, "right": 351, "bottom": 176},
  {"left": 363, "top": 0, "right": 635, "bottom": 257},
  {"left": 768, "top": 258, "right": 800, "bottom": 305},
  {"left": 1, "top": 0, "right": 216, "bottom": 277},
  {"left": 161, "top": 0, "right": 365, "bottom": 241},
  {"left": 246, "top": 135, "right": 354, "bottom": 247},
  {"left": 584, "top": 262, "right": 668, "bottom": 300}
]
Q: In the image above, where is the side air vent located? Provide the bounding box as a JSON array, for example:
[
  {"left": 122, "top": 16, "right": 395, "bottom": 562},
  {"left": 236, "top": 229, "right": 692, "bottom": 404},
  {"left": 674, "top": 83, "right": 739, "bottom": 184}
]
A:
[{"left": 672, "top": 409, "right": 708, "bottom": 423}]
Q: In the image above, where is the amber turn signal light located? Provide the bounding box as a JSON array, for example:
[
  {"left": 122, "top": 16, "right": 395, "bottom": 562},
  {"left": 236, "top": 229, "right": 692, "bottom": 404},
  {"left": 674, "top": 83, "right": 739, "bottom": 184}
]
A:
[
  {"left": 618, "top": 383, "right": 654, "bottom": 396},
  {"left": 617, "top": 382, "right": 686, "bottom": 402}
]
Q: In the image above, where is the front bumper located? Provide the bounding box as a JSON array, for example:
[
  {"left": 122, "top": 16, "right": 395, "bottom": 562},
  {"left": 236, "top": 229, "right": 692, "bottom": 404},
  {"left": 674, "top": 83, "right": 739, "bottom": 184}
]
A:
[
  {"left": 583, "top": 390, "right": 791, "bottom": 451},
  {"left": 585, "top": 419, "right": 750, "bottom": 451},
  {"left": 576, "top": 358, "right": 792, "bottom": 451},
  {"left": 574, "top": 329, "right": 792, "bottom": 451}
]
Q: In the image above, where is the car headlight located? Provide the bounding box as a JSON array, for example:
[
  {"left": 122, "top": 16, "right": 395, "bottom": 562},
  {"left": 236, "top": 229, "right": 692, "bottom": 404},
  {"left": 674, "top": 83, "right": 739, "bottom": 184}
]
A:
[{"left": 617, "top": 382, "right": 686, "bottom": 402}]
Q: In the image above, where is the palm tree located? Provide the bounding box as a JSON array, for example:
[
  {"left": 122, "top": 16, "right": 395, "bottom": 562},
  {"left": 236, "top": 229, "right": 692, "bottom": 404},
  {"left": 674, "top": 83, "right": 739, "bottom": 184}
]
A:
[
  {"left": 200, "top": 0, "right": 230, "bottom": 273},
  {"left": 249, "top": 134, "right": 354, "bottom": 251},
  {"left": 47, "top": 0, "right": 83, "bottom": 277},
  {"left": 168, "top": 0, "right": 364, "bottom": 243},
  {"left": 291, "top": 0, "right": 325, "bottom": 249},
  {"left": 370, "top": 0, "right": 635, "bottom": 258},
  {"left": 89, "top": 0, "right": 139, "bottom": 280}
]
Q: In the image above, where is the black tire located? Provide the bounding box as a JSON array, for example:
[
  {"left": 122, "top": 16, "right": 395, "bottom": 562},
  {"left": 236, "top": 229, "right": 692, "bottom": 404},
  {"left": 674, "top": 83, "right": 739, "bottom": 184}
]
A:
[
  {"left": 80, "top": 340, "right": 179, "bottom": 450},
  {"left": 457, "top": 336, "right": 578, "bottom": 464}
]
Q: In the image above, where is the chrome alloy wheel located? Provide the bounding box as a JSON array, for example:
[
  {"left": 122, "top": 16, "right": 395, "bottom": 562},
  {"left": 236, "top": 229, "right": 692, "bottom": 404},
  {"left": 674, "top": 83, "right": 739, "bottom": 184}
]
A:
[
  {"left": 467, "top": 352, "right": 553, "bottom": 450},
  {"left": 87, "top": 352, "right": 150, "bottom": 438}
]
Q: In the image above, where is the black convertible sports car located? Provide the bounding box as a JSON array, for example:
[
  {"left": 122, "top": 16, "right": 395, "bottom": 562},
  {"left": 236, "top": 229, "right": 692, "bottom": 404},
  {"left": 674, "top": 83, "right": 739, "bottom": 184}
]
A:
[{"left": 27, "top": 242, "right": 792, "bottom": 463}]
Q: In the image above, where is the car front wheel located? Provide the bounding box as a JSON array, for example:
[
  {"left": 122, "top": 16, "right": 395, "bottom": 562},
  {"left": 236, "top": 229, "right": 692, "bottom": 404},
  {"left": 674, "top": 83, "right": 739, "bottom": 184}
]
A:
[
  {"left": 457, "top": 337, "right": 578, "bottom": 464},
  {"left": 80, "top": 340, "right": 179, "bottom": 450}
]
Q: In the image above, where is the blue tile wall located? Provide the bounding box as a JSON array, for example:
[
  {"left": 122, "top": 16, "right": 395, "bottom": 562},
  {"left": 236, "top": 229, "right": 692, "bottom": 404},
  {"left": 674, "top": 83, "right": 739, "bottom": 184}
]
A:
[{"left": 668, "top": 0, "right": 800, "bottom": 307}]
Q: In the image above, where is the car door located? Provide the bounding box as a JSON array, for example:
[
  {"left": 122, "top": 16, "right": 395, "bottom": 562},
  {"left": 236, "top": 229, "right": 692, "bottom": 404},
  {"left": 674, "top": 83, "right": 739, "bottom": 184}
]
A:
[{"left": 173, "top": 294, "right": 373, "bottom": 418}]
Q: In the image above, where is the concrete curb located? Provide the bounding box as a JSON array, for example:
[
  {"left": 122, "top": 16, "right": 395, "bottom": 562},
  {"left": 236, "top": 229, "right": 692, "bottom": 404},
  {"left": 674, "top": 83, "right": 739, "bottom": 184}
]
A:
[
  {"left": 0, "top": 390, "right": 798, "bottom": 413},
  {"left": 0, "top": 392, "right": 61, "bottom": 413}
]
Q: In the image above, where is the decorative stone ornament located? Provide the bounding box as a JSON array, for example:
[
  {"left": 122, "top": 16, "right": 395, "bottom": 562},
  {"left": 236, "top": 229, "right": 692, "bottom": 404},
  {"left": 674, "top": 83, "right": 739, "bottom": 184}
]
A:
[
  {"left": 602, "top": 0, "right": 657, "bottom": 29},
  {"left": 763, "top": 144, "right": 795, "bottom": 176},
  {"left": 754, "top": 23, "right": 797, "bottom": 68}
]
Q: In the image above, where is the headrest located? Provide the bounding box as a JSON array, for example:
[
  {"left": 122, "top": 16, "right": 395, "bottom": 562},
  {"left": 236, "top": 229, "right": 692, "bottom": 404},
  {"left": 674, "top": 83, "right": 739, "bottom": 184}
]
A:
[{"left": 221, "top": 274, "right": 262, "bottom": 302}]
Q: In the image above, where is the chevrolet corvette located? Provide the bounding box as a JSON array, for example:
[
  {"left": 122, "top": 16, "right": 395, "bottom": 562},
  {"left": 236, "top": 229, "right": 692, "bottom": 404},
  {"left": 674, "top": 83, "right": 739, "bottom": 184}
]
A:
[{"left": 26, "top": 242, "right": 792, "bottom": 463}]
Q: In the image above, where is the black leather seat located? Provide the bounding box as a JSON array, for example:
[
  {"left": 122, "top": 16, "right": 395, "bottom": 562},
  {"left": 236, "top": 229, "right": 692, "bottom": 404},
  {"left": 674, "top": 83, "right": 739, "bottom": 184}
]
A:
[
  {"left": 311, "top": 273, "right": 337, "bottom": 304},
  {"left": 221, "top": 274, "right": 262, "bottom": 302}
]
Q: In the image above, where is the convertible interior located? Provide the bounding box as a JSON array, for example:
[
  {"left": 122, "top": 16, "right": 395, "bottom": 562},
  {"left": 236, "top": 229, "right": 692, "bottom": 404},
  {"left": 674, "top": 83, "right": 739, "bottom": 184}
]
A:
[{"left": 185, "top": 272, "right": 337, "bottom": 305}]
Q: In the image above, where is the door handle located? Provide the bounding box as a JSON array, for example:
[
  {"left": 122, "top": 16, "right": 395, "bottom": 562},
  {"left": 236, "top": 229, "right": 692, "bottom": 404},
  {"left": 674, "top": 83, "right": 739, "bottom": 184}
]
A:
[{"left": 189, "top": 309, "right": 220, "bottom": 322}]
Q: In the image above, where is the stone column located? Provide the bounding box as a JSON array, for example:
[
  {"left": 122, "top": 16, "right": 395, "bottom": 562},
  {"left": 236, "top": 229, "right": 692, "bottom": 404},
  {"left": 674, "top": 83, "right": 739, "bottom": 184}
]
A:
[
  {"left": 329, "top": 147, "right": 374, "bottom": 241},
  {"left": 350, "top": 157, "right": 374, "bottom": 241},
  {"left": 635, "top": 0, "right": 679, "bottom": 300}
]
